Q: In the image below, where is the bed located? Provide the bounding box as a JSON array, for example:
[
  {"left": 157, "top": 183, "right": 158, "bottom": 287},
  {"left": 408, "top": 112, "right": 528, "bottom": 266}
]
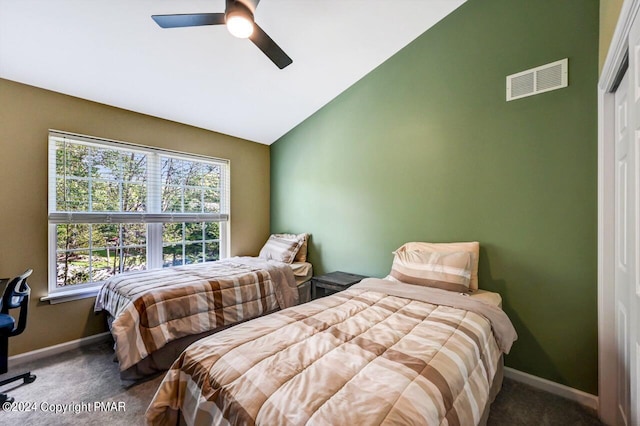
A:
[
  {"left": 94, "top": 234, "right": 312, "bottom": 380},
  {"left": 145, "top": 241, "right": 517, "bottom": 426}
]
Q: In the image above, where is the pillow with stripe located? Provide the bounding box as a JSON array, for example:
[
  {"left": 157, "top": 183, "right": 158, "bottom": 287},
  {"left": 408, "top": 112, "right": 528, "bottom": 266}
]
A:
[
  {"left": 259, "top": 235, "right": 304, "bottom": 264},
  {"left": 396, "top": 241, "right": 480, "bottom": 290},
  {"left": 273, "top": 233, "right": 310, "bottom": 262},
  {"left": 390, "top": 250, "right": 473, "bottom": 293}
]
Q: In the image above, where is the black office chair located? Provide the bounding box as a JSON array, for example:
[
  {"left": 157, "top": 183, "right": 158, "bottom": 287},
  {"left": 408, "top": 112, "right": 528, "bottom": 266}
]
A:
[{"left": 0, "top": 269, "right": 36, "bottom": 404}]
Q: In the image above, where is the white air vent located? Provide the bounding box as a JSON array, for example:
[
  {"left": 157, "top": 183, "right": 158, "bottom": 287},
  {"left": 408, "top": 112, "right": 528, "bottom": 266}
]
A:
[{"left": 506, "top": 58, "right": 568, "bottom": 101}]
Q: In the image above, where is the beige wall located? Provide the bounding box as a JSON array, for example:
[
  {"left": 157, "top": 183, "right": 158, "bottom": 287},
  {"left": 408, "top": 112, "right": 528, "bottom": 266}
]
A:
[
  {"left": 0, "top": 78, "right": 270, "bottom": 355},
  {"left": 600, "top": 0, "right": 625, "bottom": 72}
]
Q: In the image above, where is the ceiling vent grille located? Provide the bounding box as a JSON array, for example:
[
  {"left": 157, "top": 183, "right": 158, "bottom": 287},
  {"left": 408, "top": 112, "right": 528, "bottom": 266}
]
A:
[{"left": 506, "top": 58, "right": 568, "bottom": 101}]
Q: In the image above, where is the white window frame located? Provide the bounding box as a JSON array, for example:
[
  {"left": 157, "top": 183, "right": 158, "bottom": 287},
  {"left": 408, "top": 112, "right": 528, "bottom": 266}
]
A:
[{"left": 44, "top": 130, "right": 230, "bottom": 303}]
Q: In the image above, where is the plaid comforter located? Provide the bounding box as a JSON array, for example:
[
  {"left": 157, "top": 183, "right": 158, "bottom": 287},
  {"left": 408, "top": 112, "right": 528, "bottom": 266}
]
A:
[
  {"left": 146, "top": 279, "right": 517, "bottom": 426},
  {"left": 94, "top": 257, "right": 298, "bottom": 371}
]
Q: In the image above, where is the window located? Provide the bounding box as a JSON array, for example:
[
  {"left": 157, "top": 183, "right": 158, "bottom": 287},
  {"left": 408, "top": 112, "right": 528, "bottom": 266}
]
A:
[{"left": 47, "top": 130, "right": 229, "bottom": 297}]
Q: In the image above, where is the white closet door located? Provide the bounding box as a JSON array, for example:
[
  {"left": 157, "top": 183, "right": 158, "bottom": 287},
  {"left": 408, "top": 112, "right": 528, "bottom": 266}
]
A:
[
  {"left": 615, "top": 68, "right": 632, "bottom": 426},
  {"left": 629, "top": 13, "right": 640, "bottom": 425}
]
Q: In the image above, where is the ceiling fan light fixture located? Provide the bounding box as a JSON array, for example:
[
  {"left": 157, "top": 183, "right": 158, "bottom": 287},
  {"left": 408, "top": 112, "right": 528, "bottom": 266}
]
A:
[
  {"left": 226, "top": 14, "right": 254, "bottom": 38},
  {"left": 225, "top": 2, "right": 254, "bottom": 39}
]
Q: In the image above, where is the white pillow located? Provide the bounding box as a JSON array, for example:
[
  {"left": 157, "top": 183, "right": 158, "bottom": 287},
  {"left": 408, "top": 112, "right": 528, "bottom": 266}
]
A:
[
  {"left": 273, "top": 233, "right": 309, "bottom": 262},
  {"left": 390, "top": 250, "right": 473, "bottom": 293},
  {"left": 259, "top": 235, "right": 303, "bottom": 264},
  {"left": 395, "top": 242, "right": 480, "bottom": 290}
]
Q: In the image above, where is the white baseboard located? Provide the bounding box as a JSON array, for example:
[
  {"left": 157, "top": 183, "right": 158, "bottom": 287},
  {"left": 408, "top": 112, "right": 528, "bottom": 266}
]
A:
[
  {"left": 8, "top": 332, "right": 112, "bottom": 369},
  {"left": 504, "top": 367, "right": 599, "bottom": 412}
]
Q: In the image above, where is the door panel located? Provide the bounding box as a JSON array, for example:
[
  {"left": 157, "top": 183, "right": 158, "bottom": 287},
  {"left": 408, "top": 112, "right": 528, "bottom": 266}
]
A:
[
  {"left": 615, "top": 70, "right": 631, "bottom": 425},
  {"left": 628, "top": 12, "right": 640, "bottom": 425}
]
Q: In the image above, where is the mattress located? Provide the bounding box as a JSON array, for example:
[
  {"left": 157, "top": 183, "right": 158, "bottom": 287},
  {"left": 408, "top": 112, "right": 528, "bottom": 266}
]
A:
[
  {"left": 94, "top": 257, "right": 298, "bottom": 373},
  {"left": 146, "top": 278, "right": 517, "bottom": 425}
]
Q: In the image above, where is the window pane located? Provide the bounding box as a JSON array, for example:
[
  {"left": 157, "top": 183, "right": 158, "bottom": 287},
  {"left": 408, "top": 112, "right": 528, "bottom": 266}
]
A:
[
  {"left": 121, "top": 152, "right": 147, "bottom": 183},
  {"left": 205, "top": 242, "right": 220, "bottom": 262},
  {"left": 122, "top": 183, "right": 147, "bottom": 212},
  {"left": 94, "top": 248, "right": 117, "bottom": 276},
  {"left": 92, "top": 180, "right": 120, "bottom": 211},
  {"left": 91, "top": 224, "right": 118, "bottom": 248},
  {"left": 204, "top": 222, "right": 219, "bottom": 240},
  {"left": 55, "top": 223, "right": 149, "bottom": 288},
  {"left": 160, "top": 156, "right": 224, "bottom": 215},
  {"left": 122, "top": 224, "right": 146, "bottom": 246},
  {"left": 163, "top": 245, "right": 183, "bottom": 267},
  {"left": 56, "top": 250, "right": 90, "bottom": 287},
  {"left": 91, "top": 146, "right": 122, "bottom": 181},
  {"left": 122, "top": 247, "right": 147, "bottom": 272},
  {"left": 91, "top": 243, "right": 147, "bottom": 282},
  {"left": 162, "top": 158, "right": 185, "bottom": 186},
  {"left": 56, "top": 224, "right": 90, "bottom": 250},
  {"left": 184, "top": 188, "right": 202, "bottom": 213},
  {"left": 61, "top": 178, "right": 89, "bottom": 211},
  {"left": 185, "top": 243, "right": 203, "bottom": 264},
  {"left": 163, "top": 223, "right": 183, "bottom": 243},
  {"left": 185, "top": 222, "right": 203, "bottom": 241},
  {"left": 162, "top": 185, "right": 182, "bottom": 212},
  {"left": 58, "top": 143, "right": 90, "bottom": 177},
  {"left": 203, "top": 188, "right": 220, "bottom": 213},
  {"left": 91, "top": 251, "right": 113, "bottom": 282},
  {"left": 107, "top": 247, "right": 128, "bottom": 275},
  {"left": 202, "top": 164, "right": 220, "bottom": 187},
  {"left": 185, "top": 162, "right": 203, "bottom": 186}
]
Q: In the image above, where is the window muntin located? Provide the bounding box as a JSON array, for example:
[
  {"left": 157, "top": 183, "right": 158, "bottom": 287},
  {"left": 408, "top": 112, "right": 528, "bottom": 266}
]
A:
[{"left": 48, "top": 131, "right": 229, "bottom": 293}]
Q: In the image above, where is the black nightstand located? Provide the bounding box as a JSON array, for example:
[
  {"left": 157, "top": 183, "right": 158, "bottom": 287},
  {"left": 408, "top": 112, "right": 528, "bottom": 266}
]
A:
[{"left": 311, "top": 271, "right": 368, "bottom": 299}]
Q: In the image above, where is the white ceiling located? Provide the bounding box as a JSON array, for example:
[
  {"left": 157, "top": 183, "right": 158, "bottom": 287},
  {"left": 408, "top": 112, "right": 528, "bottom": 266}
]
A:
[{"left": 0, "top": 0, "right": 465, "bottom": 145}]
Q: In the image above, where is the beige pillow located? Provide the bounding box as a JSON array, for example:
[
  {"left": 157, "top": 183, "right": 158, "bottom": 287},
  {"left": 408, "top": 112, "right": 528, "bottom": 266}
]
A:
[
  {"left": 273, "top": 233, "right": 309, "bottom": 262},
  {"left": 259, "top": 235, "right": 303, "bottom": 264},
  {"left": 390, "top": 250, "right": 473, "bottom": 293},
  {"left": 395, "top": 242, "right": 480, "bottom": 290}
]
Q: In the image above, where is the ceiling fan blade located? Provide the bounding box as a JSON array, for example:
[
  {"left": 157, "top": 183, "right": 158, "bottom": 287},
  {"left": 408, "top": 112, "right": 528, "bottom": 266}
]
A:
[
  {"left": 249, "top": 24, "right": 292, "bottom": 69},
  {"left": 152, "top": 13, "right": 226, "bottom": 29}
]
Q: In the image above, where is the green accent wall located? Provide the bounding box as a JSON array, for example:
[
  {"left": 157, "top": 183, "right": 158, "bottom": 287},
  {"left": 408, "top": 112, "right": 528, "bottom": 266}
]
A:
[{"left": 271, "top": 0, "right": 599, "bottom": 394}]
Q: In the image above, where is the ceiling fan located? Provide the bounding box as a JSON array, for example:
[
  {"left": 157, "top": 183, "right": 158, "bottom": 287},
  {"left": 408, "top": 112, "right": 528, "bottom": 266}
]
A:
[{"left": 151, "top": 0, "right": 292, "bottom": 69}]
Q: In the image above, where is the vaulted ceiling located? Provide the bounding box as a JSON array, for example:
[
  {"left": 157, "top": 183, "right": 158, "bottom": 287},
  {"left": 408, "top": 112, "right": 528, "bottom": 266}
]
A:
[{"left": 0, "top": 0, "right": 466, "bottom": 144}]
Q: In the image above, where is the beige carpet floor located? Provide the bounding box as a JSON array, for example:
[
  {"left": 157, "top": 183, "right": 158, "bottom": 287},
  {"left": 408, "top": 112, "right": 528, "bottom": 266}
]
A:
[{"left": 0, "top": 340, "right": 603, "bottom": 425}]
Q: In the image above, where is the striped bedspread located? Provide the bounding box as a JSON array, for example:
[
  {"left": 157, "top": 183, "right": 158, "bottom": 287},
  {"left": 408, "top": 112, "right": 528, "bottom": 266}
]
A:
[
  {"left": 146, "top": 279, "right": 517, "bottom": 426},
  {"left": 94, "top": 257, "right": 298, "bottom": 372}
]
